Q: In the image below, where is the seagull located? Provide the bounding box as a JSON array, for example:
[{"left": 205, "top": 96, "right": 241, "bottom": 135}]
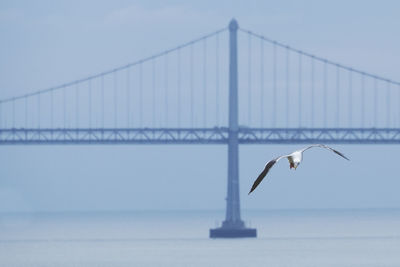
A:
[{"left": 248, "top": 144, "right": 349, "bottom": 195}]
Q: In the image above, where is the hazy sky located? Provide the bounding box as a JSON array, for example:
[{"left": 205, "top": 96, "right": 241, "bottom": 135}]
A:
[{"left": 1, "top": 0, "right": 400, "bottom": 213}]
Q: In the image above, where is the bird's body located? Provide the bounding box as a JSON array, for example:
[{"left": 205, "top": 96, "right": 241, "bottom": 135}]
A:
[
  {"left": 287, "top": 150, "right": 302, "bottom": 169},
  {"left": 248, "top": 144, "right": 349, "bottom": 194}
]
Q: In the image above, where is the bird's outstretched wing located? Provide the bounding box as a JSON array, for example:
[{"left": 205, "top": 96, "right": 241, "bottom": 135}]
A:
[
  {"left": 301, "top": 144, "right": 350, "bottom": 160},
  {"left": 248, "top": 155, "right": 288, "bottom": 195}
]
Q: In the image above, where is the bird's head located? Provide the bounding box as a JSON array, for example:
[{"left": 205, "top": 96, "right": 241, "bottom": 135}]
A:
[{"left": 290, "top": 162, "right": 299, "bottom": 170}]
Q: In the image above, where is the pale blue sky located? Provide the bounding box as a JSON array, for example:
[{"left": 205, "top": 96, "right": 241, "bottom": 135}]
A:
[{"left": 1, "top": 0, "right": 400, "bottom": 212}]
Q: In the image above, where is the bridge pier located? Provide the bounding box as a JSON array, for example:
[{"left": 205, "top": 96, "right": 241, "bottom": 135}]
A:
[{"left": 210, "top": 19, "right": 256, "bottom": 238}]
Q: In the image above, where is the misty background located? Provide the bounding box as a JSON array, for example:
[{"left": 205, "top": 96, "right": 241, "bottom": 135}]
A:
[{"left": 1, "top": 0, "right": 400, "bottom": 213}]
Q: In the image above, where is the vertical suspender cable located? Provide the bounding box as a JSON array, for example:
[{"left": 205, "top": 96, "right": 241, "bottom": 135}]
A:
[
  {"left": 88, "top": 81, "right": 91, "bottom": 129},
  {"left": 260, "top": 39, "right": 264, "bottom": 127},
  {"left": 286, "top": 47, "right": 289, "bottom": 127},
  {"left": 298, "top": 53, "right": 302, "bottom": 127},
  {"left": 114, "top": 72, "right": 117, "bottom": 128},
  {"left": 165, "top": 54, "right": 168, "bottom": 127},
  {"left": 348, "top": 71, "right": 352, "bottom": 127},
  {"left": 76, "top": 83, "right": 79, "bottom": 128},
  {"left": 37, "top": 94, "right": 40, "bottom": 129},
  {"left": 311, "top": 57, "right": 315, "bottom": 127},
  {"left": 323, "top": 60, "right": 327, "bottom": 128},
  {"left": 248, "top": 33, "right": 252, "bottom": 126},
  {"left": 190, "top": 45, "right": 194, "bottom": 127},
  {"left": 374, "top": 79, "right": 377, "bottom": 126},
  {"left": 336, "top": 66, "right": 340, "bottom": 127},
  {"left": 387, "top": 82, "right": 390, "bottom": 127},
  {"left": 273, "top": 42, "right": 277, "bottom": 127},
  {"left": 101, "top": 76, "right": 104, "bottom": 128},
  {"left": 25, "top": 97, "right": 28, "bottom": 128},
  {"left": 361, "top": 75, "right": 365, "bottom": 127},
  {"left": 51, "top": 90, "right": 54, "bottom": 128},
  {"left": 203, "top": 38, "right": 207, "bottom": 127},
  {"left": 3, "top": 103, "right": 5, "bottom": 128},
  {"left": 139, "top": 62, "right": 143, "bottom": 127},
  {"left": 127, "top": 68, "right": 130, "bottom": 127},
  {"left": 397, "top": 84, "right": 400, "bottom": 127},
  {"left": 216, "top": 32, "right": 220, "bottom": 126},
  {"left": 152, "top": 59, "right": 156, "bottom": 127},
  {"left": 64, "top": 85, "right": 67, "bottom": 128},
  {"left": 177, "top": 48, "right": 181, "bottom": 128},
  {"left": 12, "top": 99, "right": 15, "bottom": 128}
]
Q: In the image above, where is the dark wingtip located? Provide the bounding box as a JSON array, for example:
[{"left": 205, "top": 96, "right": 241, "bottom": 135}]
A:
[
  {"left": 248, "top": 185, "right": 257, "bottom": 195},
  {"left": 334, "top": 149, "right": 350, "bottom": 161},
  {"left": 341, "top": 154, "right": 350, "bottom": 161}
]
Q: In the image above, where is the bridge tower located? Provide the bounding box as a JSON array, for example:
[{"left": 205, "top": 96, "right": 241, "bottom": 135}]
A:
[{"left": 210, "top": 19, "right": 257, "bottom": 238}]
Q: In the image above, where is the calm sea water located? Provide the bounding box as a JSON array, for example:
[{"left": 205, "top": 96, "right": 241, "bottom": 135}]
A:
[{"left": 1, "top": 209, "right": 400, "bottom": 267}]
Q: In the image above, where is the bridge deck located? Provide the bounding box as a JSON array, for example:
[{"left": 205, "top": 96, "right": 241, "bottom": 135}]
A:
[{"left": 1, "top": 128, "right": 400, "bottom": 144}]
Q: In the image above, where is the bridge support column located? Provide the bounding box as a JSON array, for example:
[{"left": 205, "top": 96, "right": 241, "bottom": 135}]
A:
[{"left": 210, "top": 19, "right": 256, "bottom": 238}]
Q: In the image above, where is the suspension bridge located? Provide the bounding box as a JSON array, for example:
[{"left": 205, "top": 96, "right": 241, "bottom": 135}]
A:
[{"left": 1, "top": 19, "right": 399, "bottom": 238}]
